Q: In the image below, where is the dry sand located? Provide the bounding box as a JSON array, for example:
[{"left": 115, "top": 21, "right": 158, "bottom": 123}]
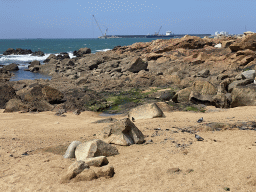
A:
[{"left": 1, "top": 106, "right": 256, "bottom": 192}]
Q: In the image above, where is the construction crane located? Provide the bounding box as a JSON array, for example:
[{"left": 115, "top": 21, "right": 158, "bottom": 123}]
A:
[
  {"left": 156, "top": 26, "right": 162, "bottom": 35},
  {"left": 92, "top": 15, "right": 107, "bottom": 38}
]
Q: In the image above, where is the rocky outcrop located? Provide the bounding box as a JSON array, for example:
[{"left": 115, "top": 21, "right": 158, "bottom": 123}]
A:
[
  {"left": 229, "top": 34, "right": 256, "bottom": 52},
  {"left": 101, "top": 118, "right": 145, "bottom": 146},
  {"left": 31, "top": 50, "right": 45, "bottom": 56},
  {"left": 3, "top": 48, "right": 33, "bottom": 55}
]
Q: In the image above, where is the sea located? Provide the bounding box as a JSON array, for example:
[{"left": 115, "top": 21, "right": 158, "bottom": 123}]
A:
[{"left": 0, "top": 38, "right": 167, "bottom": 81}]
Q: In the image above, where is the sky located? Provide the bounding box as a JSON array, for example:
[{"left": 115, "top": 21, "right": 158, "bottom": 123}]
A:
[{"left": 1, "top": 0, "right": 256, "bottom": 39}]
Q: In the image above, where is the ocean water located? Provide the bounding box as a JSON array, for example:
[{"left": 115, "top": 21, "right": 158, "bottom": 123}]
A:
[{"left": 0, "top": 38, "right": 168, "bottom": 81}]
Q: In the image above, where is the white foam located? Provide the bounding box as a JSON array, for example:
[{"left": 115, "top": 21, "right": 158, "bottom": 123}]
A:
[
  {"left": 0, "top": 54, "right": 51, "bottom": 63},
  {"left": 96, "top": 49, "right": 111, "bottom": 52}
]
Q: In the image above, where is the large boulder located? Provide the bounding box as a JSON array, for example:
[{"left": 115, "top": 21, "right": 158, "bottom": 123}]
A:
[
  {"left": 128, "top": 103, "right": 164, "bottom": 120},
  {"left": 242, "top": 70, "right": 256, "bottom": 80},
  {"left": 21, "top": 84, "right": 64, "bottom": 104},
  {"left": 228, "top": 79, "right": 253, "bottom": 92},
  {"left": 101, "top": 118, "right": 145, "bottom": 146},
  {"left": 231, "top": 87, "right": 256, "bottom": 107},
  {"left": 0, "top": 84, "right": 17, "bottom": 108},
  {"left": 3, "top": 63, "right": 19, "bottom": 71},
  {"left": 172, "top": 87, "right": 193, "bottom": 103},
  {"left": 3, "top": 48, "right": 32, "bottom": 55},
  {"left": 75, "top": 140, "right": 119, "bottom": 161},
  {"left": 189, "top": 81, "right": 217, "bottom": 105}
]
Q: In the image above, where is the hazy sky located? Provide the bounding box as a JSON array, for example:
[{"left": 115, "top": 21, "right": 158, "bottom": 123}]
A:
[{"left": 1, "top": 0, "right": 255, "bottom": 38}]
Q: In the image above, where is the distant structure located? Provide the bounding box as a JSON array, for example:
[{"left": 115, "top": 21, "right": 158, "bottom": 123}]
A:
[{"left": 215, "top": 31, "right": 229, "bottom": 36}]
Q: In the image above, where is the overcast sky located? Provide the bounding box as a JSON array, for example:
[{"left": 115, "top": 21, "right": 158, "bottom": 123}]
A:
[{"left": 1, "top": 0, "right": 255, "bottom": 38}]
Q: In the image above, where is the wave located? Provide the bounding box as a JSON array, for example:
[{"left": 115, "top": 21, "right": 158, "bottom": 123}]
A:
[{"left": 96, "top": 49, "right": 111, "bottom": 52}]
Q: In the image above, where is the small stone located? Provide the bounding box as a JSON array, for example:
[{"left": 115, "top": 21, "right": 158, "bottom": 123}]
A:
[
  {"left": 167, "top": 168, "right": 181, "bottom": 174},
  {"left": 83, "top": 156, "right": 109, "bottom": 167},
  {"left": 92, "top": 165, "right": 115, "bottom": 178},
  {"left": 22, "top": 151, "right": 28, "bottom": 156}
]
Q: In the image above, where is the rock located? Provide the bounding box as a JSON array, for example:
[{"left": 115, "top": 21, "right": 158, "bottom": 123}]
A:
[
  {"left": 231, "top": 87, "right": 256, "bottom": 107},
  {"left": 83, "top": 156, "right": 109, "bottom": 167},
  {"left": 3, "top": 48, "right": 32, "bottom": 55},
  {"left": 3, "top": 63, "right": 19, "bottom": 71},
  {"left": 56, "top": 53, "right": 70, "bottom": 60},
  {"left": 122, "top": 57, "right": 148, "bottom": 73},
  {"left": 72, "top": 169, "right": 97, "bottom": 182},
  {"left": 94, "top": 117, "right": 118, "bottom": 124},
  {"left": 101, "top": 118, "right": 145, "bottom": 146},
  {"left": 3, "top": 48, "right": 15, "bottom": 55},
  {"left": 229, "top": 33, "right": 256, "bottom": 52},
  {"left": 43, "top": 54, "right": 57, "bottom": 63},
  {"left": 4, "top": 98, "right": 29, "bottom": 112},
  {"left": 192, "top": 81, "right": 217, "bottom": 95},
  {"left": 0, "top": 84, "right": 17, "bottom": 109},
  {"left": 73, "top": 47, "right": 91, "bottom": 57},
  {"left": 155, "top": 102, "right": 173, "bottom": 112},
  {"left": 92, "top": 165, "right": 115, "bottom": 178},
  {"left": 29, "top": 60, "right": 41, "bottom": 68},
  {"left": 222, "top": 40, "right": 235, "bottom": 48},
  {"left": 189, "top": 91, "right": 215, "bottom": 105},
  {"left": 242, "top": 70, "right": 256, "bottom": 80},
  {"left": 159, "top": 91, "right": 176, "bottom": 101},
  {"left": 228, "top": 79, "right": 253, "bottom": 92},
  {"left": 63, "top": 141, "right": 82, "bottom": 159},
  {"left": 172, "top": 87, "right": 192, "bottom": 103},
  {"left": 128, "top": 103, "right": 164, "bottom": 120},
  {"left": 75, "top": 139, "right": 119, "bottom": 161},
  {"left": 197, "top": 69, "right": 210, "bottom": 78},
  {"left": 60, "top": 161, "right": 89, "bottom": 183},
  {"left": 29, "top": 66, "right": 40, "bottom": 72},
  {"left": 167, "top": 168, "right": 181, "bottom": 174},
  {"left": 189, "top": 81, "right": 217, "bottom": 105},
  {"left": 31, "top": 50, "right": 45, "bottom": 56},
  {"left": 22, "top": 84, "right": 64, "bottom": 104},
  {"left": 214, "top": 43, "right": 222, "bottom": 48},
  {"left": 28, "top": 100, "right": 54, "bottom": 112}
]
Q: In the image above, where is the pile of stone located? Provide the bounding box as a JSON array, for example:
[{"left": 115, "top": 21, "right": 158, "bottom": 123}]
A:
[{"left": 61, "top": 118, "right": 145, "bottom": 183}]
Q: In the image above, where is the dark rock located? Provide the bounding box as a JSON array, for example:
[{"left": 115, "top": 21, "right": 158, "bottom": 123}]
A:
[
  {"left": 73, "top": 47, "right": 91, "bottom": 57},
  {"left": 3, "top": 63, "right": 19, "bottom": 71},
  {"left": 94, "top": 117, "right": 118, "bottom": 124},
  {"left": 31, "top": 50, "right": 45, "bottom": 56},
  {"left": 29, "top": 60, "right": 41, "bottom": 68},
  {"left": 159, "top": 91, "right": 176, "bottom": 101},
  {"left": 0, "top": 84, "right": 17, "bottom": 109},
  {"left": 3, "top": 48, "right": 32, "bottom": 55}
]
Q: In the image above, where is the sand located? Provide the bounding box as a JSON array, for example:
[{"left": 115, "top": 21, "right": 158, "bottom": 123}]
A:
[{"left": 1, "top": 106, "right": 256, "bottom": 192}]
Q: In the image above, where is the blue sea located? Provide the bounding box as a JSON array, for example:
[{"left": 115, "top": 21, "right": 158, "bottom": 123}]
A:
[{"left": 0, "top": 38, "right": 167, "bottom": 81}]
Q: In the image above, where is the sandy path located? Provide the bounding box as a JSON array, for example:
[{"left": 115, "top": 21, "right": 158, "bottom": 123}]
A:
[{"left": 1, "top": 106, "right": 256, "bottom": 191}]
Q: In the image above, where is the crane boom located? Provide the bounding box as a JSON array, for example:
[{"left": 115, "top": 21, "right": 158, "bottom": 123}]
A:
[
  {"left": 92, "top": 15, "right": 104, "bottom": 36},
  {"left": 157, "top": 26, "right": 162, "bottom": 35}
]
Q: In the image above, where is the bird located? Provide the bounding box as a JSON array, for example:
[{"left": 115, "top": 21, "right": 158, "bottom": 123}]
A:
[
  {"left": 132, "top": 117, "right": 135, "bottom": 122},
  {"left": 197, "top": 117, "right": 203, "bottom": 123},
  {"left": 195, "top": 134, "right": 204, "bottom": 141}
]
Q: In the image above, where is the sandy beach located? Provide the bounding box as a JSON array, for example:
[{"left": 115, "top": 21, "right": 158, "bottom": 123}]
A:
[{"left": 1, "top": 106, "right": 256, "bottom": 191}]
